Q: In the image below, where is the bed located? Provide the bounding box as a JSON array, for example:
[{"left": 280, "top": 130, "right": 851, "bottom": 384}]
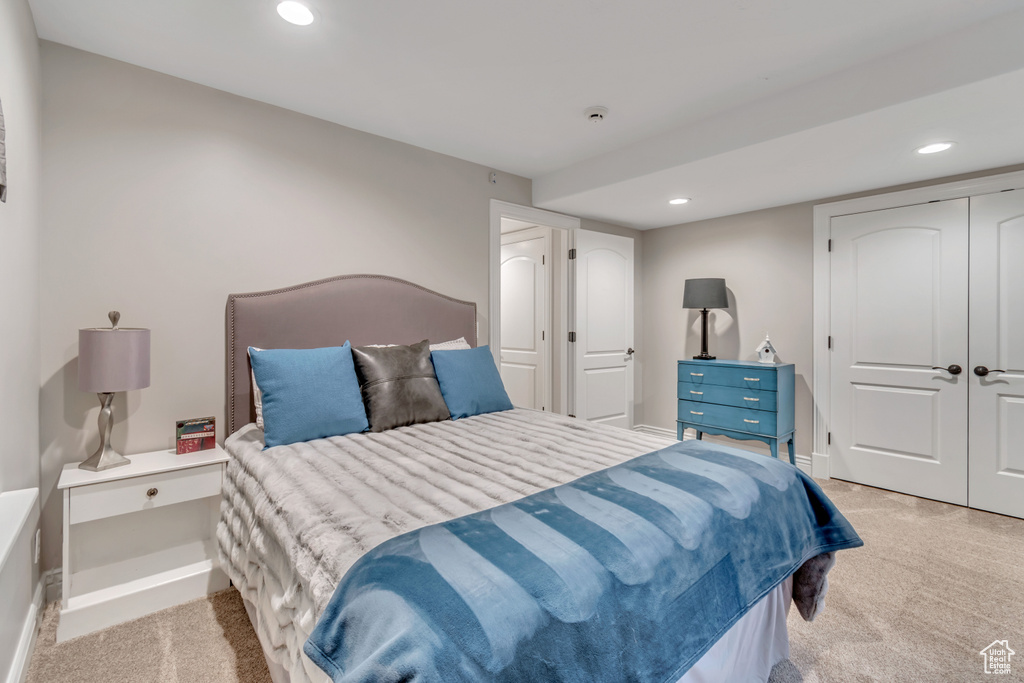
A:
[{"left": 217, "top": 274, "right": 861, "bottom": 683}]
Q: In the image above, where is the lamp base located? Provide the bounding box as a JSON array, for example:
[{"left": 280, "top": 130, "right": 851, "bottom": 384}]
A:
[
  {"left": 78, "top": 447, "right": 131, "bottom": 472},
  {"left": 692, "top": 354, "right": 717, "bottom": 360},
  {"left": 79, "top": 392, "right": 132, "bottom": 471}
]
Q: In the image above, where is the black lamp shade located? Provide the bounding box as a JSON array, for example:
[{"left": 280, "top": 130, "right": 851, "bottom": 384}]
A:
[{"left": 682, "top": 278, "right": 728, "bottom": 309}]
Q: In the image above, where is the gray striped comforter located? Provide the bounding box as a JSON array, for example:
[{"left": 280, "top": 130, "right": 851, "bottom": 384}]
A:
[{"left": 218, "top": 409, "right": 674, "bottom": 682}]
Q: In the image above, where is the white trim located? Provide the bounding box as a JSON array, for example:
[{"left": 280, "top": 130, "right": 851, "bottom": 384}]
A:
[
  {"left": 8, "top": 580, "right": 43, "bottom": 683},
  {"left": 632, "top": 424, "right": 676, "bottom": 439},
  {"left": 812, "top": 168, "right": 1024, "bottom": 480},
  {"left": 490, "top": 200, "right": 580, "bottom": 414}
]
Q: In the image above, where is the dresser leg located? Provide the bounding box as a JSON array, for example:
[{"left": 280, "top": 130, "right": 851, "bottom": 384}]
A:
[
  {"left": 787, "top": 438, "right": 796, "bottom": 465},
  {"left": 696, "top": 430, "right": 703, "bottom": 441},
  {"left": 770, "top": 440, "right": 778, "bottom": 460}
]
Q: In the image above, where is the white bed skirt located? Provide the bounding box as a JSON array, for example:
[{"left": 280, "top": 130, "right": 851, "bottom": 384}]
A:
[{"left": 242, "top": 576, "right": 792, "bottom": 683}]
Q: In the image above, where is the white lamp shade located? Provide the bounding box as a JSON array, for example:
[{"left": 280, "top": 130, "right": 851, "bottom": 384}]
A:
[{"left": 78, "top": 328, "right": 151, "bottom": 393}]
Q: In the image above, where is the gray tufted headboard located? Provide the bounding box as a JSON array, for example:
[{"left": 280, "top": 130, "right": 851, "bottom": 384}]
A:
[{"left": 225, "top": 274, "right": 477, "bottom": 436}]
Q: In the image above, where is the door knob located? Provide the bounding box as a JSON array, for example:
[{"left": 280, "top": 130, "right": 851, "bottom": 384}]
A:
[
  {"left": 626, "top": 348, "right": 635, "bottom": 356},
  {"left": 974, "top": 366, "right": 1005, "bottom": 377},
  {"left": 932, "top": 364, "right": 962, "bottom": 375}
]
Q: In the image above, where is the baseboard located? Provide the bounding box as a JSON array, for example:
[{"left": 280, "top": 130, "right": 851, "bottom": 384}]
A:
[
  {"left": 632, "top": 424, "right": 677, "bottom": 439},
  {"left": 7, "top": 579, "right": 43, "bottom": 683},
  {"left": 637, "top": 425, "right": 816, "bottom": 477}
]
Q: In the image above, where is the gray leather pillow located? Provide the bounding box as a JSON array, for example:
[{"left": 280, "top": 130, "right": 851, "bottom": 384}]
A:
[{"left": 351, "top": 340, "right": 451, "bottom": 432}]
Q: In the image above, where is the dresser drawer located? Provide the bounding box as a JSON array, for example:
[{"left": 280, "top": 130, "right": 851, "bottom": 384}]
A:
[
  {"left": 69, "top": 463, "right": 223, "bottom": 525},
  {"left": 678, "top": 381, "right": 777, "bottom": 412},
  {"left": 678, "top": 399, "right": 777, "bottom": 435},
  {"left": 678, "top": 364, "right": 777, "bottom": 390}
]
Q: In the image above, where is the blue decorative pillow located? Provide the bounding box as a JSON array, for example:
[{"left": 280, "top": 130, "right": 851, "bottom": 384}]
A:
[
  {"left": 248, "top": 343, "right": 369, "bottom": 448},
  {"left": 430, "top": 345, "right": 513, "bottom": 419}
]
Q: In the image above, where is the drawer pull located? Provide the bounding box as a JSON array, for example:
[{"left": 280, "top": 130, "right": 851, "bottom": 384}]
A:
[
  {"left": 690, "top": 411, "right": 704, "bottom": 416},
  {"left": 690, "top": 372, "right": 704, "bottom": 377},
  {"left": 690, "top": 391, "right": 703, "bottom": 395},
  {"left": 743, "top": 397, "right": 759, "bottom": 402},
  {"left": 146, "top": 487, "right": 159, "bottom": 499},
  {"left": 743, "top": 419, "right": 760, "bottom": 424},
  {"left": 743, "top": 377, "right": 760, "bottom": 382}
]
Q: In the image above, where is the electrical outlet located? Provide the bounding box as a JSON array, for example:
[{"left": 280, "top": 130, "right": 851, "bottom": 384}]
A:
[{"left": 34, "top": 528, "right": 41, "bottom": 564}]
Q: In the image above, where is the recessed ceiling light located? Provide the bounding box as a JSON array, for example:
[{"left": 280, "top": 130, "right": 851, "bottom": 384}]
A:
[
  {"left": 277, "top": 1, "right": 314, "bottom": 25},
  {"left": 916, "top": 142, "right": 955, "bottom": 155},
  {"left": 669, "top": 198, "right": 690, "bottom": 205}
]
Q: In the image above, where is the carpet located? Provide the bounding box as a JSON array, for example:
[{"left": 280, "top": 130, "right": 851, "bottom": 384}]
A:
[{"left": 25, "top": 479, "right": 1024, "bottom": 682}]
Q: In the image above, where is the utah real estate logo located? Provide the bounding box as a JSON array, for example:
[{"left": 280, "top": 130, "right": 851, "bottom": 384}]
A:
[{"left": 980, "top": 640, "right": 1014, "bottom": 675}]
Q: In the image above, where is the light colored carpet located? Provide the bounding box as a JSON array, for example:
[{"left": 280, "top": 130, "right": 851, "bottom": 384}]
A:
[
  {"left": 769, "top": 479, "right": 1024, "bottom": 683},
  {"left": 26, "top": 479, "right": 1024, "bottom": 682},
  {"left": 27, "top": 588, "right": 271, "bottom": 683}
]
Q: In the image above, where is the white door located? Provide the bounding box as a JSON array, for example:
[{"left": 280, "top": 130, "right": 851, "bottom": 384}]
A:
[
  {"left": 968, "top": 190, "right": 1024, "bottom": 518},
  {"left": 500, "top": 228, "right": 551, "bottom": 411},
  {"left": 574, "top": 230, "right": 634, "bottom": 428},
  {"left": 830, "top": 199, "right": 969, "bottom": 505}
]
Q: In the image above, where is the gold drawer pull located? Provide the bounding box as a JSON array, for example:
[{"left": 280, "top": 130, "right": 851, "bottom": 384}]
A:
[
  {"left": 146, "top": 487, "right": 159, "bottom": 498},
  {"left": 690, "top": 372, "right": 704, "bottom": 377},
  {"left": 690, "top": 391, "right": 703, "bottom": 395},
  {"left": 690, "top": 411, "right": 704, "bottom": 416},
  {"left": 743, "top": 377, "right": 760, "bottom": 382},
  {"left": 744, "top": 419, "right": 760, "bottom": 424},
  {"left": 743, "top": 397, "right": 759, "bottom": 402}
]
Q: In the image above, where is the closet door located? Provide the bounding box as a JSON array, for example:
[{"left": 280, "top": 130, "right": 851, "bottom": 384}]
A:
[
  {"left": 830, "top": 199, "right": 969, "bottom": 504},
  {"left": 968, "top": 190, "right": 1024, "bottom": 518}
]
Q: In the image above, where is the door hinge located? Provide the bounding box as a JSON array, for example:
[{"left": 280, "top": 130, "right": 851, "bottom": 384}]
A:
[
  {"left": 542, "top": 255, "right": 545, "bottom": 265},
  {"left": 828, "top": 239, "right": 832, "bottom": 252},
  {"left": 568, "top": 331, "right": 576, "bottom": 342},
  {"left": 568, "top": 248, "right": 576, "bottom": 260},
  {"left": 828, "top": 335, "right": 832, "bottom": 349},
  {"left": 542, "top": 330, "right": 545, "bottom": 341},
  {"left": 827, "top": 432, "right": 831, "bottom": 445}
]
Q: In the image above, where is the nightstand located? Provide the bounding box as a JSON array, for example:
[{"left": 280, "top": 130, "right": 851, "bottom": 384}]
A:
[
  {"left": 57, "top": 446, "right": 230, "bottom": 642},
  {"left": 677, "top": 360, "right": 796, "bottom": 464}
]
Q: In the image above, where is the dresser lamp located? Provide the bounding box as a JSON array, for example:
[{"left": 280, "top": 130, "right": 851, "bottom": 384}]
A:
[
  {"left": 682, "top": 278, "right": 728, "bottom": 360},
  {"left": 78, "top": 311, "right": 151, "bottom": 471}
]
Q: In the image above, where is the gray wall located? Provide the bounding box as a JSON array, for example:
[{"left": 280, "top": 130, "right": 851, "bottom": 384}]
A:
[
  {"left": 641, "top": 203, "right": 814, "bottom": 452},
  {"left": 38, "top": 42, "right": 532, "bottom": 571},
  {"left": 0, "top": 0, "right": 41, "bottom": 494},
  {"left": 640, "top": 162, "right": 1024, "bottom": 456}
]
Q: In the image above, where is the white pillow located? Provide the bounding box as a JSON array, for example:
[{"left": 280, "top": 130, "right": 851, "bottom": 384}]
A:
[
  {"left": 249, "top": 347, "right": 265, "bottom": 430},
  {"left": 429, "top": 337, "right": 471, "bottom": 351}
]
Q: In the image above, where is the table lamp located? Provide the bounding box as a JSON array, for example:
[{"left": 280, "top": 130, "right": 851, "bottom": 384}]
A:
[
  {"left": 682, "top": 278, "right": 728, "bottom": 360},
  {"left": 78, "top": 311, "right": 151, "bottom": 471}
]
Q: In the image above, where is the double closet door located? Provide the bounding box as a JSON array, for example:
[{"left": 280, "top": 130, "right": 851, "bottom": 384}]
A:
[{"left": 830, "top": 189, "right": 1024, "bottom": 519}]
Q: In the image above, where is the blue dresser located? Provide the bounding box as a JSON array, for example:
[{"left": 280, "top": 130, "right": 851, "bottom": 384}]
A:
[{"left": 677, "top": 359, "right": 796, "bottom": 464}]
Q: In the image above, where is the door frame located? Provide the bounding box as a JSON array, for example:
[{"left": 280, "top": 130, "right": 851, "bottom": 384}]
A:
[
  {"left": 490, "top": 200, "right": 580, "bottom": 414},
  {"left": 812, "top": 169, "right": 1024, "bottom": 479}
]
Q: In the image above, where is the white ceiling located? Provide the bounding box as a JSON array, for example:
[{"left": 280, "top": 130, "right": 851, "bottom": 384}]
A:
[{"left": 28, "top": 0, "right": 1024, "bottom": 229}]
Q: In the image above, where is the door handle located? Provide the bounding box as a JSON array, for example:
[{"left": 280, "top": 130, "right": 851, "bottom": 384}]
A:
[
  {"left": 626, "top": 348, "right": 635, "bottom": 356},
  {"left": 974, "top": 366, "right": 1005, "bottom": 377},
  {"left": 932, "top": 364, "right": 963, "bottom": 375}
]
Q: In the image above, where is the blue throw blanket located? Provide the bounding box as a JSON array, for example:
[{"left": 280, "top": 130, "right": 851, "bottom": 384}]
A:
[{"left": 305, "top": 440, "right": 862, "bottom": 683}]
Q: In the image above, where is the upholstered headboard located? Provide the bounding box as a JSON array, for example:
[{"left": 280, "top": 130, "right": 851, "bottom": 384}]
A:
[{"left": 225, "top": 274, "right": 477, "bottom": 435}]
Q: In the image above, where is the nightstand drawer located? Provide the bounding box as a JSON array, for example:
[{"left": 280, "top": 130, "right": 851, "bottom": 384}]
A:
[
  {"left": 678, "top": 381, "right": 777, "bottom": 412},
  {"left": 678, "top": 400, "right": 777, "bottom": 435},
  {"left": 678, "top": 365, "right": 777, "bottom": 390},
  {"left": 69, "top": 463, "right": 222, "bottom": 525}
]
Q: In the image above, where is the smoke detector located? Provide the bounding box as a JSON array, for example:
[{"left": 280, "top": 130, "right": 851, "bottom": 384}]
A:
[{"left": 584, "top": 106, "right": 608, "bottom": 123}]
